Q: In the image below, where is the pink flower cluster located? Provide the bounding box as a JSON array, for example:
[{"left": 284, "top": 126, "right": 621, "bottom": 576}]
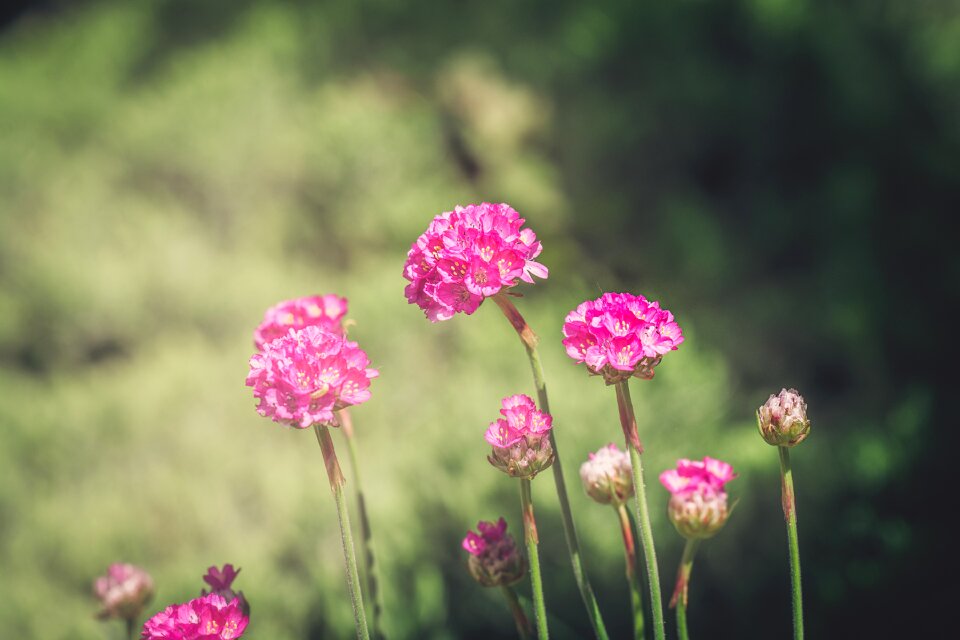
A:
[
  {"left": 94, "top": 563, "right": 154, "bottom": 621},
  {"left": 562, "top": 292, "right": 684, "bottom": 384},
  {"left": 403, "top": 203, "right": 549, "bottom": 322},
  {"left": 246, "top": 325, "right": 378, "bottom": 429},
  {"left": 579, "top": 443, "right": 633, "bottom": 507},
  {"left": 202, "top": 565, "right": 249, "bottom": 617},
  {"left": 485, "top": 394, "right": 554, "bottom": 479},
  {"left": 253, "top": 295, "right": 348, "bottom": 349},
  {"left": 660, "top": 457, "right": 736, "bottom": 540},
  {"left": 141, "top": 594, "right": 248, "bottom": 640},
  {"left": 462, "top": 517, "right": 525, "bottom": 587}
]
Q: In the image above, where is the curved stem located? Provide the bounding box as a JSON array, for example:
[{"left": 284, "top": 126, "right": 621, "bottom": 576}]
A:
[
  {"left": 520, "top": 479, "right": 549, "bottom": 639},
  {"left": 314, "top": 424, "right": 371, "bottom": 640},
  {"left": 617, "top": 504, "right": 646, "bottom": 640},
  {"left": 493, "top": 294, "right": 609, "bottom": 640},
  {"left": 615, "top": 380, "right": 665, "bottom": 640},
  {"left": 778, "top": 446, "right": 804, "bottom": 640},
  {"left": 671, "top": 538, "right": 700, "bottom": 640},
  {"left": 501, "top": 585, "right": 533, "bottom": 640},
  {"left": 338, "top": 409, "right": 386, "bottom": 640}
]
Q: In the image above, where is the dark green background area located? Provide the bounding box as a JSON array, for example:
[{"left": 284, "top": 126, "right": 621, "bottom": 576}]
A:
[{"left": 1, "top": 1, "right": 954, "bottom": 637}]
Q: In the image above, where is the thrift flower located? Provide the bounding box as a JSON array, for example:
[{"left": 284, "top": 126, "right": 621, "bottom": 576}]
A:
[
  {"left": 246, "top": 325, "right": 378, "bottom": 429},
  {"left": 757, "top": 388, "right": 811, "bottom": 447},
  {"left": 202, "top": 564, "right": 249, "bottom": 617},
  {"left": 580, "top": 444, "right": 634, "bottom": 507},
  {"left": 562, "top": 292, "right": 684, "bottom": 384},
  {"left": 485, "top": 394, "right": 554, "bottom": 479},
  {"left": 253, "top": 295, "right": 349, "bottom": 349},
  {"left": 463, "top": 517, "right": 526, "bottom": 587},
  {"left": 94, "top": 563, "right": 154, "bottom": 622},
  {"left": 141, "top": 593, "right": 248, "bottom": 640},
  {"left": 402, "top": 202, "right": 549, "bottom": 322},
  {"left": 660, "top": 457, "right": 736, "bottom": 540}
]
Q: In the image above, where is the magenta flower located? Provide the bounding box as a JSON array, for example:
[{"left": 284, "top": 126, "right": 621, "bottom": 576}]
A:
[
  {"left": 462, "top": 517, "right": 526, "bottom": 587},
  {"left": 202, "top": 565, "right": 249, "bottom": 617},
  {"left": 253, "top": 295, "right": 349, "bottom": 349},
  {"left": 94, "top": 563, "right": 154, "bottom": 622},
  {"left": 141, "top": 593, "right": 248, "bottom": 640},
  {"left": 659, "top": 457, "right": 736, "bottom": 540},
  {"left": 562, "top": 292, "right": 684, "bottom": 384},
  {"left": 579, "top": 444, "right": 634, "bottom": 507},
  {"left": 485, "top": 394, "right": 555, "bottom": 479},
  {"left": 402, "top": 202, "right": 549, "bottom": 322},
  {"left": 246, "top": 325, "right": 378, "bottom": 429}
]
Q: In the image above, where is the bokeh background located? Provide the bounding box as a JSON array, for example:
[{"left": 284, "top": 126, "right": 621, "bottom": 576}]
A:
[{"left": 1, "top": 0, "right": 956, "bottom": 638}]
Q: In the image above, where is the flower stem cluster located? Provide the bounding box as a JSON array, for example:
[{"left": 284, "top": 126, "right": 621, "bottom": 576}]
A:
[
  {"left": 403, "top": 202, "right": 548, "bottom": 322},
  {"left": 462, "top": 518, "right": 526, "bottom": 588},
  {"left": 660, "top": 457, "right": 737, "bottom": 540},
  {"left": 562, "top": 292, "right": 684, "bottom": 384},
  {"left": 485, "top": 394, "right": 554, "bottom": 479}
]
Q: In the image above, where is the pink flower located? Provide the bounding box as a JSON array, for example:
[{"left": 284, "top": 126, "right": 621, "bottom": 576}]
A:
[
  {"left": 659, "top": 457, "right": 736, "bottom": 539},
  {"left": 246, "top": 325, "right": 378, "bottom": 429},
  {"left": 462, "top": 518, "right": 525, "bottom": 587},
  {"left": 94, "top": 563, "right": 154, "bottom": 621},
  {"left": 141, "top": 594, "right": 248, "bottom": 640},
  {"left": 253, "top": 295, "right": 349, "bottom": 349},
  {"left": 757, "top": 388, "right": 811, "bottom": 447},
  {"left": 201, "top": 565, "right": 249, "bottom": 617},
  {"left": 485, "top": 394, "right": 554, "bottom": 479},
  {"left": 403, "top": 203, "right": 549, "bottom": 322},
  {"left": 579, "top": 444, "right": 633, "bottom": 507},
  {"left": 562, "top": 292, "right": 684, "bottom": 384}
]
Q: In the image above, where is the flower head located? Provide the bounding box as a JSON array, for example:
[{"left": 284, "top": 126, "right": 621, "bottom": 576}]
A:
[
  {"left": 202, "top": 565, "right": 249, "bottom": 618},
  {"left": 253, "top": 295, "right": 349, "bottom": 349},
  {"left": 562, "top": 292, "right": 684, "bottom": 384},
  {"left": 462, "top": 517, "right": 526, "bottom": 587},
  {"left": 141, "top": 593, "right": 248, "bottom": 640},
  {"left": 757, "top": 388, "right": 810, "bottom": 447},
  {"left": 485, "top": 394, "right": 554, "bottom": 479},
  {"left": 403, "top": 203, "right": 548, "bottom": 322},
  {"left": 659, "top": 457, "right": 736, "bottom": 539},
  {"left": 94, "top": 563, "right": 154, "bottom": 622},
  {"left": 580, "top": 444, "right": 634, "bottom": 507},
  {"left": 246, "top": 325, "right": 378, "bottom": 429}
]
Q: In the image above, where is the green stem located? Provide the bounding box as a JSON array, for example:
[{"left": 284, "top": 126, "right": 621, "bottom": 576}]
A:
[
  {"left": 493, "top": 294, "right": 610, "bottom": 640},
  {"left": 672, "top": 538, "right": 700, "bottom": 640},
  {"left": 314, "top": 424, "right": 371, "bottom": 640},
  {"left": 338, "top": 409, "right": 386, "bottom": 640},
  {"left": 615, "top": 380, "right": 665, "bottom": 640},
  {"left": 501, "top": 585, "right": 533, "bottom": 640},
  {"left": 778, "top": 446, "right": 804, "bottom": 640},
  {"left": 126, "top": 617, "right": 135, "bottom": 640},
  {"left": 617, "top": 504, "right": 646, "bottom": 640},
  {"left": 520, "top": 479, "right": 549, "bottom": 640}
]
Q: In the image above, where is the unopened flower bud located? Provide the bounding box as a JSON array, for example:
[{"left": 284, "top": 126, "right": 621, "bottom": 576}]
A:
[
  {"left": 462, "top": 518, "right": 526, "bottom": 587},
  {"left": 579, "top": 444, "right": 633, "bottom": 507},
  {"left": 757, "top": 388, "right": 810, "bottom": 447},
  {"left": 93, "top": 563, "right": 154, "bottom": 622},
  {"left": 660, "top": 457, "right": 736, "bottom": 540},
  {"left": 485, "top": 394, "right": 555, "bottom": 480}
]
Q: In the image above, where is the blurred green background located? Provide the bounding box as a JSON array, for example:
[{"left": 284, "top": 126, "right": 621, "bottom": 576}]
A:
[{"left": 1, "top": 0, "right": 955, "bottom": 637}]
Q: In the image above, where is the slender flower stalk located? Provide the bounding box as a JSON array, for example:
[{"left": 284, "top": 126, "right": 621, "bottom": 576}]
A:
[
  {"left": 501, "top": 585, "right": 533, "bottom": 640},
  {"left": 338, "top": 409, "right": 386, "bottom": 640},
  {"left": 673, "top": 539, "right": 700, "bottom": 640},
  {"left": 519, "top": 479, "right": 549, "bottom": 640},
  {"left": 615, "top": 380, "right": 665, "bottom": 640},
  {"left": 315, "top": 424, "right": 370, "bottom": 640},
  {"left": 779, "top": 446, "right": 803, "bottom": 640},
  {"left": 493, "top": 294, "right": 610, "bottom": 640},
  {"left": 617, "top": 504, "right": 646, "bottom": 640}
]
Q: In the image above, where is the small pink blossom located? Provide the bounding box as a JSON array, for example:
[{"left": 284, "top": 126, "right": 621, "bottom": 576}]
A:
[
  {"left": 462, "top": 518, "right": 525, "bottom": 587},
  {"left": 141, "top": 594, "right": 248, "bottom": 640},
  {"left": 403, "top": 203, "right": 548, "bottom": 322},
  {"left": 485, "top": 394, "right": 554, "bottom": 479},
  {"left": 562, "top": 292, "right": 684, "bottom": 384},
  {"left": 94, "top": 563, "right": 154, "bottom": 622},
  {"left": 246, "top": 325, "right": 378, "bottom": 429},
  {"left": 202, "top": 565, "right": 248, "bottom": 617},
  {"left": 659, "top": 457, "right": 736, "bottom": 540},
  {"left": 253, "top": 295, "right": 348, "bottom": 349},
  {"left": 579, "top": 444, "right": 633, "bottom": 507},
  {"left": 757, "top": 388, "right": 811, "bottom": 447}
]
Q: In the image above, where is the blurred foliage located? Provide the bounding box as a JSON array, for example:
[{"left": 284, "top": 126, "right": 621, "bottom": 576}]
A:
[{"left": 0, "top": 0, "right": 955, "bottom": 638}]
